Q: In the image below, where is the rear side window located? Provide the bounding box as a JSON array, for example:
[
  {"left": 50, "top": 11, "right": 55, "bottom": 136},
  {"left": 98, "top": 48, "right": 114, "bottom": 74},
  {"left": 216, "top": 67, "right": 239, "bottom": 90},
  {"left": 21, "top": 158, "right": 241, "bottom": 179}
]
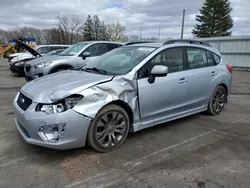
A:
[
  {"left": 106, "top": 44, "right": 122, "bottom": 52},
  {"left": 186, "top": 47, "right": 207, "bottom": 69},
  {"left": 206, "top": 51, "right": 215, "bottom": 66},
  {"left": 213, "top": 53, "right": 221, "bottom": 64}
]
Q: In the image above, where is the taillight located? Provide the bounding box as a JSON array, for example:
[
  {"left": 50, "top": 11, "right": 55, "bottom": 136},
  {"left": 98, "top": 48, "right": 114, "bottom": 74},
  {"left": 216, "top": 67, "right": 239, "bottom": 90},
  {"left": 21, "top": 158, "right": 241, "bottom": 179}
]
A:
[{"left": 226, "top": 64, "right": 232, "bottom": 73}]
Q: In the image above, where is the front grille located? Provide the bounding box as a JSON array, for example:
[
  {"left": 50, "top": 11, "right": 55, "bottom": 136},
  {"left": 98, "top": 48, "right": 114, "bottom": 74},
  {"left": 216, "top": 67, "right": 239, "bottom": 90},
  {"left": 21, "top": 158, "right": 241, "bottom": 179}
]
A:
[
  {"left": 17, "top": 92, "right": 32, "bottom": 111},
  {"left": 25, "top": 65, "right": 31, "bottom": 72}
]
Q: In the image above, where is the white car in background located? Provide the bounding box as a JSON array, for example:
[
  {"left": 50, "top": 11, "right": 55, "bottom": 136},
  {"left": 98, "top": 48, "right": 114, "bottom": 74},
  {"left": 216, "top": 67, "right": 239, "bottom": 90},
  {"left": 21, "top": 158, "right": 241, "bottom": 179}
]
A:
[{"left": 9, "top": 44, "right": 70, "bottom": 63}]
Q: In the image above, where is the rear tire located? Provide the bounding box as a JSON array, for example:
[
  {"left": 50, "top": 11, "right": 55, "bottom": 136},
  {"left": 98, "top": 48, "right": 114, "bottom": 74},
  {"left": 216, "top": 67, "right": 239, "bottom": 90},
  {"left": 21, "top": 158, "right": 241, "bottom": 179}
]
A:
[
  {"left": 87, "top": 104, "right": 130, "bottom": 153},
  {"left": 207, "top": 85, "right": 227, "bottom": 116}
]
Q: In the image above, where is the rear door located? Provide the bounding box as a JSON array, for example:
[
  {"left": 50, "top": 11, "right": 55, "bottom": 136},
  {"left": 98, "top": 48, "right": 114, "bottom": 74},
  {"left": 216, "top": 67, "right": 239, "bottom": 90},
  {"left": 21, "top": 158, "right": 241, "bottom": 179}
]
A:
[{"left": 184, "top": 47, "right": 218, "bottom": 109}]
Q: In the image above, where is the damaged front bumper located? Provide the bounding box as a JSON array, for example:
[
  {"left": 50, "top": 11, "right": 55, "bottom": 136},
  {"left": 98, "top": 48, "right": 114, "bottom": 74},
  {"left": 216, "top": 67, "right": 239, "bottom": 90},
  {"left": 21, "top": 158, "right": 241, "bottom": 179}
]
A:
[{"left": 13, "top": 98, "right": 91, "bottom": 150}]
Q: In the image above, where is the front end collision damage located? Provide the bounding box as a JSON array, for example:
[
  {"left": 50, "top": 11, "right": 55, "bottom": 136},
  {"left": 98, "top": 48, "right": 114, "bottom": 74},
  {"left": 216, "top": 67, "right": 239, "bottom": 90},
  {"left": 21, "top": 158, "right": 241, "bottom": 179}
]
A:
[{"left": 73, "top": 73, "right": 141, "bottom": 131}]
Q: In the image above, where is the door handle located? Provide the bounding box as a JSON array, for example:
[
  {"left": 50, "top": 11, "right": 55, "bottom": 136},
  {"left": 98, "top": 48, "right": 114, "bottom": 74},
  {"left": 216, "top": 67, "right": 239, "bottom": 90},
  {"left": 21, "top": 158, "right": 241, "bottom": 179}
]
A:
[
  {"left": 211, "top": 71, "right": 217, "bottom": 76},
  {"left": 179, "top": 78, "right": 187, "bottom": 83}
]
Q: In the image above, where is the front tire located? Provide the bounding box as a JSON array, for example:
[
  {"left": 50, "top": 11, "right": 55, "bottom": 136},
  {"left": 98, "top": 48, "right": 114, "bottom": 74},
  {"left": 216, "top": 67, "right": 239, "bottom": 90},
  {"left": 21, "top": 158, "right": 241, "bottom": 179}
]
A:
[
  {"left": 207, "top": 85, "right": 227, "bottom": 116},
  {"left": 87, "top": 104, "right": 130, "bottom": 152}
]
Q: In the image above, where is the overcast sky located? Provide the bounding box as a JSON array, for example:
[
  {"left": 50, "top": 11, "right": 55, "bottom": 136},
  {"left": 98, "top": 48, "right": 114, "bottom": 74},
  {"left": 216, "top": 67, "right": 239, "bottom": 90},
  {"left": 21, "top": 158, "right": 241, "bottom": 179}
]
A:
[{"left": 0, "top": 0, "right": 249, "bottom": 39}]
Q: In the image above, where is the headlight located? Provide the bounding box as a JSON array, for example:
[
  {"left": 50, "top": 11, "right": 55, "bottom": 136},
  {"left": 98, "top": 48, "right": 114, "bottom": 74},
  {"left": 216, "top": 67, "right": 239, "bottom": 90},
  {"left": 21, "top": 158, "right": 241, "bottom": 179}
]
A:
[
  {"left": 36, "top": 94, "right": 83, "bottom": 114},
  {"left": 35, "top": 62, "right": 52, "bottom": 68},
  {"left": 15, "top": 61, "right": 24, "bottom": 66}
]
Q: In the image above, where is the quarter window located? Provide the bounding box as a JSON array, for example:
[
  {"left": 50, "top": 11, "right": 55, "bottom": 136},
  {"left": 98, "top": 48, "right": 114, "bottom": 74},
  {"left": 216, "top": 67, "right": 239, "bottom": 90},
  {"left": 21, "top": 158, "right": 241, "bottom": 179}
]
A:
[
  {"left": 213, "top": 53, "right": 221, "bottom": 64},
  {"left": 186, "top": 47, "right": 207, "bottom": 69},
  {"left": 137, "top": 47, "right": 184, "bottom": 79},
  {"left": 206, "top": 51, "right": 215, "bottom": 66}
]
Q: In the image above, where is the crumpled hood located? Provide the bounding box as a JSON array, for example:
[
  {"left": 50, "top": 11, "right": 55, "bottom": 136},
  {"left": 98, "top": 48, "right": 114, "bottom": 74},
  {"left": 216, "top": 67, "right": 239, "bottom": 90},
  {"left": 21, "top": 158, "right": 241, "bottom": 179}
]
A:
[
  {"left": 26, "top": 55, "right": 76, "bottom": 66},
  {"left": 21, "top": 70, "right": 114, "bottom": 103}
]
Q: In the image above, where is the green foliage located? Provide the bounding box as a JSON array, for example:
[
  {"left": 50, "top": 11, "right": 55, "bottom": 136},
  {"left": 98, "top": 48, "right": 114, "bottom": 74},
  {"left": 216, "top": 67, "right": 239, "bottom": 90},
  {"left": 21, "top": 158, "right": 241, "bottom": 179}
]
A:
[
  {"left": 83, "top": 15, "right": 94, "bottom": 41},
  {"left": 192, "top": 0, "right": 233, "bottom": 38}
]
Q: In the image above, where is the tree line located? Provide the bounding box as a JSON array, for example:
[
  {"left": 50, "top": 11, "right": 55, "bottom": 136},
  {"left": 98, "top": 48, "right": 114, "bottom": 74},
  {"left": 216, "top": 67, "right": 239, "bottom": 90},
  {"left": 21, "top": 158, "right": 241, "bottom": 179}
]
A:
[
  {"left": 0, "top": 14, "right": 129, "bottom": 45},
  {"left": 0, "top": 0, "right": 234, "bottom": 45}
]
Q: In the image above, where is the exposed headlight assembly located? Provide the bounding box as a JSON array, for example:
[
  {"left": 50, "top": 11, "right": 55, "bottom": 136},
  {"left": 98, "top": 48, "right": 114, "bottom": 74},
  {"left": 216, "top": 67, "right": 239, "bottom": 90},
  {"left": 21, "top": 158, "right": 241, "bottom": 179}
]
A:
[
  {"left": 35, "top": 61, "right": 52, "bottom": 68},
  {"left": 36, "top": 94, "right": 83, "bottom": 114}
]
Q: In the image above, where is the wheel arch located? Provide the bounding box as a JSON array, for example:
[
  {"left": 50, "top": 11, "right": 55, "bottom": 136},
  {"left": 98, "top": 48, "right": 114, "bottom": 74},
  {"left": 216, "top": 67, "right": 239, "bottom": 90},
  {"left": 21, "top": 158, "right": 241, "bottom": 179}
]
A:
[
  {"left": 218, "top": 83, "right": 228, "bottom": 96},
  {"left": 49, "top": 64, "right": 73, "bottom": 74},
  {"left": 95, "top": 100, "right": 135, "bottom": 132}
]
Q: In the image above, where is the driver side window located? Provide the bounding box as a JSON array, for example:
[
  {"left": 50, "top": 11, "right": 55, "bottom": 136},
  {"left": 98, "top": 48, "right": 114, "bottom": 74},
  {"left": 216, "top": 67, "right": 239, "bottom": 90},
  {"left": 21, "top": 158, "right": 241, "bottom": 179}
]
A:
[
  {"left": 137, "top": 47, "right": 184, "bottom": 79},
  {"left": 83, "top": 44, "right": 106, "bottom": 57}
]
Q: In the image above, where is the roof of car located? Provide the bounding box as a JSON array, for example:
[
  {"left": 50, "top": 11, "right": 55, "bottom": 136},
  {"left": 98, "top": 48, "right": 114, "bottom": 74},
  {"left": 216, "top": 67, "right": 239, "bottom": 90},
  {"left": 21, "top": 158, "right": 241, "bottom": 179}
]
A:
[
  {"left": 41, "top": 44, "right": 70, "bottom": 46},
  {"left": 77, "top": 41, "right": 123, "bottom": 45},
  {"left": 125, "top": 40, "right": 219, "bottom": 55},
  {"left": 126, "top": 42, "right": 163, "bottom": 48}
]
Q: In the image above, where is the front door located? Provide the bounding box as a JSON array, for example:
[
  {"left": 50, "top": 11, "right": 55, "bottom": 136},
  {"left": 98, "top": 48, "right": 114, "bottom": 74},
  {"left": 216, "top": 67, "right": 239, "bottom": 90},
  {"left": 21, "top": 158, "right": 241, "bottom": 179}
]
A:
[{"left": 137, "top": 47, "right": 189, "bottom": 126}]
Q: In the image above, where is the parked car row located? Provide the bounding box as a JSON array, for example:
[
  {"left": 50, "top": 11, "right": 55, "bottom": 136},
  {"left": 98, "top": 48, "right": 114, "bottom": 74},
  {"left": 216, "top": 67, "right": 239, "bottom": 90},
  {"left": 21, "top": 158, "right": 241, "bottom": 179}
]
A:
[
  {"left": 8, "top": 40, "right": 123, "bottom": 79},
  {"left": 12, "top": 39, "right": 233, "bottom": 152}
]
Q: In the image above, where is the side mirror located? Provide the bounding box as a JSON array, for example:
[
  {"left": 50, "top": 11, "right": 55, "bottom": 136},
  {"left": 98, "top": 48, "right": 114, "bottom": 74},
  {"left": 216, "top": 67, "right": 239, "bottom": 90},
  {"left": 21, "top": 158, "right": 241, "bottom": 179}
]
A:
[
  {"left": 148, "top": 65, "right": 168, "bottom": 84},
  {"left": 81, "top": 52, "right": 91, "bottom": 60}
]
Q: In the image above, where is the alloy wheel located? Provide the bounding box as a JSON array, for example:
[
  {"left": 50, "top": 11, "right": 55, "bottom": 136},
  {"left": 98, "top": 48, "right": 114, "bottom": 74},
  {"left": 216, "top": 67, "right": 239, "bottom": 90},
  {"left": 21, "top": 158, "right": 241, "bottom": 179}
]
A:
[
  {"left": 212, "top": 87, "right": 226, "bottom": 113},
  {"left": 95, "top": 111, "right": 127, "bottom": 148}
]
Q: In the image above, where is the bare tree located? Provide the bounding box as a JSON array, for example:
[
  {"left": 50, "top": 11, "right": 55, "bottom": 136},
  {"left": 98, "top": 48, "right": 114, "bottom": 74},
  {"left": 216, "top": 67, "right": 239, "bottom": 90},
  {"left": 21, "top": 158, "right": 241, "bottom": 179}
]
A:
[
  {"left": 56, "top": 14, "right": 83, "bottom": 44},
  {"left": 106, "top": 21, "right": 125, "bottom": 41}
]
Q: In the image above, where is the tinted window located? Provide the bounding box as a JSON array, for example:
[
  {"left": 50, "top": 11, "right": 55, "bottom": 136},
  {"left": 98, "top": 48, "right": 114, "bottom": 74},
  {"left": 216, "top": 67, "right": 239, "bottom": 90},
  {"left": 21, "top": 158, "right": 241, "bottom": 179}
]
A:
[
  {"left": 206, "top": 51, "right": 215, "bottom": 66},
  {"left": 106, "top": 43, "right": 122, "bottom": 52},
  {"left": 213, "top": 53, "right": 221, "bottom": 64},
  {"left": 138, "top": 47, "right": 184, "bottom": 79},
  {"left": 186, "top": 47, "right": 207, "bottom": 69},
  {"left": 85, "top": 44, "right": 106, "bottom": 56},
  {"left": 49, "top": 46, "right": 65, "bottom": 51},
  {"left": 37, "top": 46, "right": 49, "bottom": 54}
]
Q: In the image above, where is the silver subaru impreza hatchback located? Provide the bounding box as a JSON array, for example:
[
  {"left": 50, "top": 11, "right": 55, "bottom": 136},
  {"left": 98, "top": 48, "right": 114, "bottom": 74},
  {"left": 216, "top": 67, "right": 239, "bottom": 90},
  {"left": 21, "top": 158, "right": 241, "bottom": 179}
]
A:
[{"left": 13, "top": 40, "right": 232, "bottom": 152}]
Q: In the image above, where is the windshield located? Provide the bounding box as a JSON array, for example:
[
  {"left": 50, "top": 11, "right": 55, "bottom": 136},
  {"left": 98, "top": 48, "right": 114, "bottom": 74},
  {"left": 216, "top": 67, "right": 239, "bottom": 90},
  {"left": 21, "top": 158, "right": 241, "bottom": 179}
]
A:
[
  {"left": 82, "top": 46, "right": 156, "bottom": 75},
  {"left": 59, "top": 42, "right": 89, "bottom": 56}
]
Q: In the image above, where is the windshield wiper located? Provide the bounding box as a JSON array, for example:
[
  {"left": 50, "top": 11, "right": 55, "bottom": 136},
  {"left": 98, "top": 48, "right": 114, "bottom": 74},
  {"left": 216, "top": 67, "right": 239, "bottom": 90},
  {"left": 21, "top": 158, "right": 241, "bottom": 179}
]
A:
[{"left": 83, "top": 67, "right": 107, "bottom": 75}]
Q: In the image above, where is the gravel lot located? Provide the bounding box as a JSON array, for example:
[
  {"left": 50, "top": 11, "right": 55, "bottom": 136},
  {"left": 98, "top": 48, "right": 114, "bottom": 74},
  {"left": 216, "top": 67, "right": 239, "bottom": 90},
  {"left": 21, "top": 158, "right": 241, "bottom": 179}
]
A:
[{"left": 0, "top": 58, "right": 250, "bottom": 188}]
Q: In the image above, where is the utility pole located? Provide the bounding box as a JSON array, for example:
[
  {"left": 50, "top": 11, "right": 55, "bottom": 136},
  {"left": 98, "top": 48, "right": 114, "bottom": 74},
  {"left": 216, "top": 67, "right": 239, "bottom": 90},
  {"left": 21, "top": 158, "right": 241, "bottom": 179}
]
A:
[
  {"left": 140, "top": 27, "right": 142, "bottom": 41},
  {"left": 158, "top": 25, "right": 161, "bottom": 41},
  {"left": 181, "top": 9, "right": 186, "bottom": 39}
]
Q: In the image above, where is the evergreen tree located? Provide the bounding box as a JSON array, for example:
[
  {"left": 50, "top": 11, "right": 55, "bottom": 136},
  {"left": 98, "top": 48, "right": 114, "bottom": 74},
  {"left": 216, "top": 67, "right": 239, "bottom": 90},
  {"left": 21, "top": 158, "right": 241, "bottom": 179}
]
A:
[
  {"left": 192, "top": 0, "right": 233, "bottom": 38},
  {"left": 83, "top": 15, "right": 94, "bottom": 41},
  {"left": 93, "top": 15, "right": 102, "bottom": 40},
  {"left": 99, "top": 21, "right": 108, "bottom": 40}
]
